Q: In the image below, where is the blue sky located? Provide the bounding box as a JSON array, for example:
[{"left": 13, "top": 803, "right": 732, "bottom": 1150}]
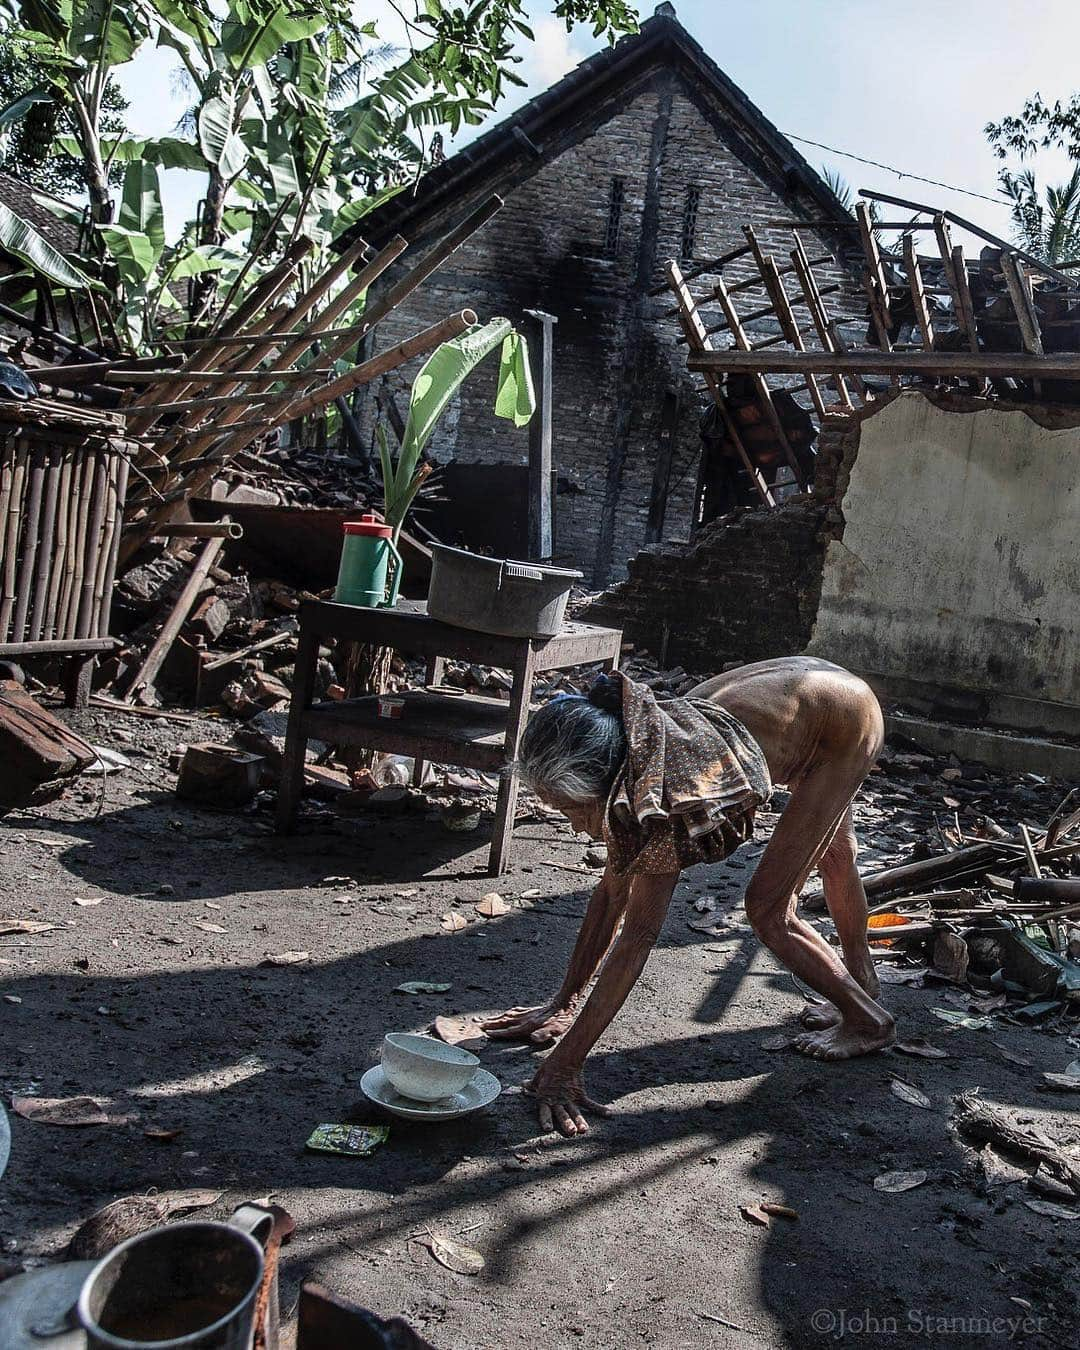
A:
[{"left": 114, "top": 0, "right": 1080, "bottom": 245}]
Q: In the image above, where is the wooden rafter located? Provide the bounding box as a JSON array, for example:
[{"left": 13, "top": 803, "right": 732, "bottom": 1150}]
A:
[{"left": 665, "top": 259, "right": 775, "bottom": 509}]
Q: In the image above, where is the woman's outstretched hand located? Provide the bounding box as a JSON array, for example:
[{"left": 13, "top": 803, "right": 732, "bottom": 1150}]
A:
[
  {"left": 481, "top": 1002, "right": 576, "bottom": 1045},
  {"left": 526, "top": 1058, "right": 612, "bottom": 1136}
]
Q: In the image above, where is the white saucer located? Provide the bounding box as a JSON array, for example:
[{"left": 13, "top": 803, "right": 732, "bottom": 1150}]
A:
[{"left": 360, "top": 1064, "right": 502, "bottom": 1121}]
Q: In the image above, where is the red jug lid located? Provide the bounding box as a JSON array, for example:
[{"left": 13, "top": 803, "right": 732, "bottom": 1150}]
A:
[{"left": 343, "top": 513, "right": 392, "bottom": 538}]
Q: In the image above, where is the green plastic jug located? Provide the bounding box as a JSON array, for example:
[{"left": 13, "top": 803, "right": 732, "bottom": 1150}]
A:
[{"left": 334, "top": 514, "right": 403, "bottom": 608}]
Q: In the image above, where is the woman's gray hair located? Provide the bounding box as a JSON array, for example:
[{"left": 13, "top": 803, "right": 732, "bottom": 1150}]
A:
[{"left": 517, "top": 677, "right": 626, "bottom": 803}]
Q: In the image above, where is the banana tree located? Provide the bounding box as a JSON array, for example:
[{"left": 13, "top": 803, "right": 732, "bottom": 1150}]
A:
[
  {"left": 5, "top": 1, "right": 152, "bottom": 224},
  {"left": 379, "top": 316, "right": 536, "bottom": 543}
]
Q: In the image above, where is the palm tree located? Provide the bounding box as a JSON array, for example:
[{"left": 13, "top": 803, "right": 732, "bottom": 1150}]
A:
[
  {"left": 820, "top": 167, "right": 879, "bottom": 221},
  {"left": 1001, "top": 165, "right": 1080, "bottom": 265}
]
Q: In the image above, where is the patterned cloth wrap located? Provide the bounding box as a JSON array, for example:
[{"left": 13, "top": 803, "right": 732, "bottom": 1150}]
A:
[{"left": 602, "top": 672, "right": 772, "bottom": 876}]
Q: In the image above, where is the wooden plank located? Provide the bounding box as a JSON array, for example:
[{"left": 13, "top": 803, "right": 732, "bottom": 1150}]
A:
[
  {"left": 860, "top": 187, "right": 1080, "bottom": 289},
  {"left": 665, "top": 259, "right": 775, "bottom": 508},
  {"left": 856, "top": 202, "right": 894, "bottom": 352},
  {"left": 932, "top": 216, "right": 978, "bottom": 355},
  {"left": 903, "top": 234, "right": 935, "bottom": 350},
  {"left": 758, "top": 253, "right": 827, "bottom": 417},
  {"left": 790, "top": 234, "right": 864, "bottom": 404},
  {"left": 1000, "top": 252, "right": 1045, "bottom": 356},
  {"left": 686, "top": 349, "right": 1080, "bottom": 377}
]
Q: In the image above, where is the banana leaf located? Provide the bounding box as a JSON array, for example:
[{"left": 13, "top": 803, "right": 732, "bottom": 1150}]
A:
[
  {"left": 381, "top": 318, "right": 536, "bottom": 541},
  {"left": 0, "top": 201, "right": 98, "bottom": 290}
]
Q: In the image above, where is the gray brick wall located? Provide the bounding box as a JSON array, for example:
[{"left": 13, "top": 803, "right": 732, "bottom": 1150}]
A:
[{"left": 355, "top": 73, "right": 862, "bottom": 584}]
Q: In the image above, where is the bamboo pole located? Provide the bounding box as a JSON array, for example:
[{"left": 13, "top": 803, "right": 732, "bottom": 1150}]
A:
[
  {"left": 28, "top": 444, "right": 62, "bottom": 641},
  {"left": 10, "top": 443, "right": 45, "bottom": 642},
  {"left": 358, "top": 194, "right": 502, "bottom": 335},
  {"left": 153, "top": 521, "right": 244, "bottom": 540},
  {"left": 90, "top": 450, "right": 127, "bottom": 638},
  {"left": 125, "top": 530, "right": 228, "bottom": 701},
  {"left": 44, "top": 451, "right": 73, "bottom": 639},
  {"left": 124, "top": 237, "right": 315, "bottom": 435},
  {"left": 0, "top": 441, "right": 28, "bottom": 638},
  {"left": 61, "top": 453, "right": 95, "bottom": 639},
  {"left": 286, "top": 310, "right": 477, "bottom": 419},
  {"left": 75, "top": 450, "right": 110, "bottom": 639},
  {"left": 95, "top": 450, "right": 128, "bottom": 641},
  {"left": 131, "top": 234, "right": 404, "bottom": 476}
]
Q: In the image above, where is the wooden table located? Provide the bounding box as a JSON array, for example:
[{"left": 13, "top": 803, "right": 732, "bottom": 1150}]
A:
[{"left": 275, "top": 599, "right": 622, "bottom": 874}]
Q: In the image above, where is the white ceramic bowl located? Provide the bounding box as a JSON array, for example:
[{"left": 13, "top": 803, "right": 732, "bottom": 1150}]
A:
[{"left": 380, "top": 1032, "right": 480, "bottom": 1102}]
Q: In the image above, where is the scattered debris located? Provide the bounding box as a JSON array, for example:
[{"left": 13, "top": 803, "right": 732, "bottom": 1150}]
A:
[
  {"left": 260, "top": 951, "right": 310, "bottom": 967},
  {"left": 305, "top": 1123, "right": 389, "bottom": 1157},
  {"left": 425, "top": 1233, "right": 485, "bottom": 1275},
  {"left": 11, "top": 1096, "right": 130, "bottom": 1127},
  {"left": 895, "top": 1039, "right": 948, "bottom": 1060},
  {"left": 475, "top": 893, "right": 511, "bottom": 918},
  {"left": 433, "top": 1014, "right": 488, "bottom": 1049},
  {"left": 0, "top": 680, "right": 97, "bottom": 811},
  {"left": 890, "top": 1080, "right": 932, "bottom": 1110},
  {"left": 394, "top": 981, "right": 452, "bottom": 995},
  {"left": 66, "top": 1189, "right": 224, "bottom": 1260},
  {"left": 738, "top": 1204, "right": 771, "bottom": 1228},
  {"left": 873, "top": 1170, "right": 928, "bottom": 1193},
  {"left": 175, "top": 742, "right": 264, "bottom": 808},
  {"left": 1023, "top": 1199, "right": 1080, "bottom": 1221},
  {"left": 953, "top": 1091, "right": 1080, "bottom": 1198}
]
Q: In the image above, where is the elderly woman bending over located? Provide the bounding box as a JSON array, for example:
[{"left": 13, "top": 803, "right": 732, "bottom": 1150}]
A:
[{"left": 482, "top": 657, "right": 895, "bottom": 1137}]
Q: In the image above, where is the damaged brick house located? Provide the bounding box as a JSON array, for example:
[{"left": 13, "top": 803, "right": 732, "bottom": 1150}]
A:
[{"left": 344, "top": 2, "right": 862, "bottom": 585}]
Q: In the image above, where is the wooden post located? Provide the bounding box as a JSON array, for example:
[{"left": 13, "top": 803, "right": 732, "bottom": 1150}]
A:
[
  {"left": 525, "top": 307, "right": 557, "bottom": 560},
  {"left": 124, "top": 530, "right": 228, "bottom": 702},
  {"left": 903, "top": 235, "right": 935, "bottom": 351},
  {"left": 489, "top": 643, "right": 536, "bottom": 875},
  {"left": 856, "top": 202, "right": 894, "bottom": 351}
]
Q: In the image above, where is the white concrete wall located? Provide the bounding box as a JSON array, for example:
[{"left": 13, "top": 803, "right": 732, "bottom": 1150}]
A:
[{"left": 808, "top": 392, "right": 1080, "bottom": 707}]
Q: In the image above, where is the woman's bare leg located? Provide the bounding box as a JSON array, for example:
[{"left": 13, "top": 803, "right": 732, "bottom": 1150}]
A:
[
  {"left": 800, "top": 805, "right": 881, "bottom": 1030},
  {"left": 745, "top": 759, "right": 894, "bottom": 1061}
]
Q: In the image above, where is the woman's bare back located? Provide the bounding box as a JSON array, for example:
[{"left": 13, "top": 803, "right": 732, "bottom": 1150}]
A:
[{"left": 690, "top": 656, "right": 884, "bottom": 787}]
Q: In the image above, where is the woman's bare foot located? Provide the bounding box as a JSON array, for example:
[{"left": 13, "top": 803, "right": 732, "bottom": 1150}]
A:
[
  {"left": 800, "top": 1000, "right": 840, "bottom": 1030},
  {"left": 799, "top": 955, "right": 883, "bottom": 1030},
  {"left": 792, "top": 1009, "right": 895, "bottom": 1061}
]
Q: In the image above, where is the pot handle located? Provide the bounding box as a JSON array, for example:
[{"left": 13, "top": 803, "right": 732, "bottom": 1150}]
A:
[
  {"left": 229, "top": 1201, "right": 276, "bottom": 1250},
  {"left": 381, "top": 538, "right": 404, "bottom": 608},
  {"left": 501, "top": 562, "right": 545, "bottom": 585}
]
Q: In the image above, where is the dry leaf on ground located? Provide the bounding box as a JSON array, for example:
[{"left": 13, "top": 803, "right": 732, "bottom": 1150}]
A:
[
  {"left": 260, "top": 951, "right": 309, "bottom": 967},
  {"left": 993, "top": 1042, "right": 1033, "bottom": 1067},
  {"left": 738, "top": 1205, "right": 771, "bottom": 1228},
  {"left": 193, "top": 920, "right": 226, "bottom": 934},
  {"left": 433, "top": 1014, "right": 487, "bottom": 1049},
  {"left": 760, "top": 1034, "right": 791, "bottom": 1052},
  {"left": 475, "top": 893, "right": 511, "bottom": 918},
  {"left": 440, "top": 912, "right": 468, "bottom": 933},
  {"left": 427, "top": 1233, "right": 485, "bottom": 1274},
  {"left": 759, "top": 1203, "right": 798, "bottom": 1220},
  {"left": 0, "top": 918, "right": 59, "bottom": 936},
  {"left": 1024, "top": 1199, "right": 1080, "bottom": 1220},
  {"left": 12, "top": 1096, "right": 130, "bottom": 1127},
  {"left": 873, "top": 1170, "right": 928, "bottom": 1193},
  {"left": 143, "top": 1125, "right": 183, "bottom": 1142},
  {"left": 66, "top": 1190, "right": 224, "bottom": 1260},
  {"left": 895, "top": 1039, "right": 948, "bottom": 1060},
  {"left": 395, "top": 981, "right": 452, "bottom": 995},
  {"left": 890, "top": 1080, "right": 932, "bottom": 1109}
]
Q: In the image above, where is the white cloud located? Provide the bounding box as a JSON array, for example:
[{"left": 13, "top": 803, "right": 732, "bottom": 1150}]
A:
[{"left": 527, "top": 15, "right": 584, "bottom": 87}]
